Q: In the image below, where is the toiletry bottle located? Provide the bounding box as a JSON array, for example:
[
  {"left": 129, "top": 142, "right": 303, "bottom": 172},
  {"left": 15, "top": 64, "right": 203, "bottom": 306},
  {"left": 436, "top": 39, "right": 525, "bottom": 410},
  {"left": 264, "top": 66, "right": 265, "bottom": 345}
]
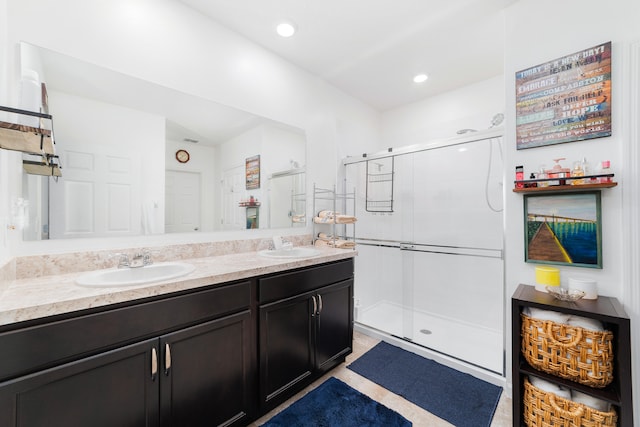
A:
[
  {"left": 537, "top": 166, "right": 548, "bottom": 187},
  {"left": 515, "top": 165, "right": 524, "bottom": 188},
  {"left": 600, "top": 160, "right": 611, "bottom": 183},
  {"left": 571, "top": 161, "right": 584, "bottom": 185},
  {"left": 581, "top": 157, "right": 590, "bottom": 176},
  {"left": 549, "top": 158, "right": 568, "bottom": 185}
]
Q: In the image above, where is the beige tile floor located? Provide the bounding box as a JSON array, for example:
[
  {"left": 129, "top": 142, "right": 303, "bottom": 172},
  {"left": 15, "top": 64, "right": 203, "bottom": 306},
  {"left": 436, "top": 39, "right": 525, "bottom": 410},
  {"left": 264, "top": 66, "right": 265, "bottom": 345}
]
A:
[{"left": 252, "top": 331, "right": 512, "bottom": 426}]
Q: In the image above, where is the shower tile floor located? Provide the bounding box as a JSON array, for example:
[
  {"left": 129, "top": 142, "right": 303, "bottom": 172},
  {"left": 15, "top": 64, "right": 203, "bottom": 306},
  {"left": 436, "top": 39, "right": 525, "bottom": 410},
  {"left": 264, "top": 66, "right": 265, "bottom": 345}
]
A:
[
  {"left": 359, "top": 301, "right": 504, "bottom": 373},
  {"left": 250, "top": 330, "right": 512, "bottom": 426}
]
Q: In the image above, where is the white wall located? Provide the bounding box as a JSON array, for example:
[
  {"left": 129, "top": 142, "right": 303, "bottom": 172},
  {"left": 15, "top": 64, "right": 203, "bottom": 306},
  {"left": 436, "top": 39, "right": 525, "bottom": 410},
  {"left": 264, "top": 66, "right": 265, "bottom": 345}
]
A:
[
  {"left": 261, "top": 125, "right": 306, "bottom": 173},
  {"left": 380, "top": 75, "right": 505, "bottom": 150},
  {"left": 2, "top": 0, "right": 380, "bottom": 257},
  {"left": 217, "top": 125, "right": 264, "bottom": 202},
  {"left": 503, "top": 0, "right": 640, "bottom": 410}
]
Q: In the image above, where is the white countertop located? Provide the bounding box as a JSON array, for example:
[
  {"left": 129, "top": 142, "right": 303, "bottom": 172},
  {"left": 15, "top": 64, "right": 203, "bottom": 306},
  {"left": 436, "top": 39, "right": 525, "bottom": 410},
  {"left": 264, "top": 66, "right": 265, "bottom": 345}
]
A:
[{"left": 0, "top": 247, "right": 356, "bottom": 327}]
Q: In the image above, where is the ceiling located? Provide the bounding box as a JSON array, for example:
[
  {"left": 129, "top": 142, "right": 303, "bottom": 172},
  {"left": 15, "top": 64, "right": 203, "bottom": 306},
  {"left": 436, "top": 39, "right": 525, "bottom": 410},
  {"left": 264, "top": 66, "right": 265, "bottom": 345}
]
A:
[{"left": 177, "top": 0, "right": 517, "bottom": 111}]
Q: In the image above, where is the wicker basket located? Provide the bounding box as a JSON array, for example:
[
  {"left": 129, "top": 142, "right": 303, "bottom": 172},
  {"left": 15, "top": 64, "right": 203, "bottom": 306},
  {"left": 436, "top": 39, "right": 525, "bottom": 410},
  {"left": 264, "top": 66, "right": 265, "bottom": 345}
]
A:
[
  {"left": 521, "top": 313, "right": 614, "bottom": 388},
  {"left": 523, "top": 377, "right": 617, "bottom": 427}
]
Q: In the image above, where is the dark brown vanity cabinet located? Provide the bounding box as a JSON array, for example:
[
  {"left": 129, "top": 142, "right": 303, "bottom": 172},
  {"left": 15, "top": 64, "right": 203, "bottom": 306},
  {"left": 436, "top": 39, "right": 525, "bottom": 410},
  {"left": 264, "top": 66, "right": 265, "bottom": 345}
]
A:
[
  {"left": 159, "top": 310, "right": 253, "bottom": 427},
  {"left": 0, "top": 280, "right": 255, "bottom": 427},
  {"left": 0, "top": 258, "right": 355, "bottom": 426},
  {"left": 0, "top": 337, "right": 160, "bottom": 427},
  {"left": 258, "top": 259, "right": 354, "bottom": 413}
]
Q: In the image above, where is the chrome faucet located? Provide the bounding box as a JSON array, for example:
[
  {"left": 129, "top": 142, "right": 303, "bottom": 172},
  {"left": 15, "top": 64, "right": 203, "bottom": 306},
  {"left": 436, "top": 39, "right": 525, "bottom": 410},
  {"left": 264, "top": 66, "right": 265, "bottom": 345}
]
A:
[
  {"left": 130, "top": 249, "right": 153, "bottom": 268},
  {"left": 114, "top": 253, "right": 130, "bottom": 269},
  {"left": 113, "top": 250, "right": 152, "bottom": 268}
]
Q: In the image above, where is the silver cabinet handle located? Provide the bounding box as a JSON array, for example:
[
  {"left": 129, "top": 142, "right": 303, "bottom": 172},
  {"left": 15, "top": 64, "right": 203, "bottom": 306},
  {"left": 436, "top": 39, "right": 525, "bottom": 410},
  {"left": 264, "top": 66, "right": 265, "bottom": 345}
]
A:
[
  {"left": 164, "top": 343, "right": 172, "bottom": 376},
  {"left": 151, "top": 347, "right": 158, "bottom": 381},
  {"left": 311, "top": 295, "right": 317, "bottom": 317},
  {"left": 317, "top": 294, "right": 323, "bottom": 315}
]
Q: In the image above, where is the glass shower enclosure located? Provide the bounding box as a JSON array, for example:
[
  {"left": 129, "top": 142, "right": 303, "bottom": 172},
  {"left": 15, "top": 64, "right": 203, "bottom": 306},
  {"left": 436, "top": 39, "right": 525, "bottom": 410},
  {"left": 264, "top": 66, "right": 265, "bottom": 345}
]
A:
[{"left": 344, "top": 132, "right": 505, "bottom": 375}]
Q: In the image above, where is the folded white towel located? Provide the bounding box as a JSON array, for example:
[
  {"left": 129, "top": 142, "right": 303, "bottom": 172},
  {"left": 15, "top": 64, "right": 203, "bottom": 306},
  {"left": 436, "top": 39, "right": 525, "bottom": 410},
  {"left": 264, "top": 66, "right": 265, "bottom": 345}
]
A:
[
  {"left": 566, "top": 315, "right": 605, "bottom": 331},
  {"left": 313, "top": 216, "right": 357, "bottom": 224},
  {"left": 314, "top": 238, "right": 356, "bottom": 249},
  {"left": 315, "top": 210, "right": 357, "bottom": 223},
  {"left": 524, "top": 307, "right": 571, "bottom": 324},
  {"left": 529, "top": 376, "right": 571, "bottom": 400},
  {"left": 318, "top": 210, "right": 339, "bottom": 218},
  {"left": 571, "top": 390, "right": 611, "bottom": 412},
  {"left": 292, "top": 214, "right": 306, "bottom": 223}
]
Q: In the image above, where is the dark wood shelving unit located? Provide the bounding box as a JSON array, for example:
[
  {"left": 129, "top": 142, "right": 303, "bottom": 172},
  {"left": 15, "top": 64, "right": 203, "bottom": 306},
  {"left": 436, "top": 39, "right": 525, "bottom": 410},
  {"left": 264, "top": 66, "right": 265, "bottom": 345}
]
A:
[{"left": 511, "top": 284, "right": 633, "bottom": 427}]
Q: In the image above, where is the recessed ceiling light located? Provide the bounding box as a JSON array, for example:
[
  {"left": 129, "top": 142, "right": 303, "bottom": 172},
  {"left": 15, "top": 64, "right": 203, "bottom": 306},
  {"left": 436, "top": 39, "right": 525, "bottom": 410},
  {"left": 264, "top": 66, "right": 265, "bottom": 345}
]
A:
[
  {"left": 276, "top": 21, "right": 297, "bottom": 37},
  {"left": 413, "top": 73, "right": 429, "bottom": 83}
]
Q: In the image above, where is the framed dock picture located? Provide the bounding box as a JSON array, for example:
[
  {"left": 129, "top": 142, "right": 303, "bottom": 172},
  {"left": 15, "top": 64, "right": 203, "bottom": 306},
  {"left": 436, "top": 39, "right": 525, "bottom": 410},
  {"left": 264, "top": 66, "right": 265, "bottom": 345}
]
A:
[
  {"left": 524, "top": 192, "right": 602, "bottom": 268},
  {"left": 516, "top": 42, "right": 612, "bottom": 149}
]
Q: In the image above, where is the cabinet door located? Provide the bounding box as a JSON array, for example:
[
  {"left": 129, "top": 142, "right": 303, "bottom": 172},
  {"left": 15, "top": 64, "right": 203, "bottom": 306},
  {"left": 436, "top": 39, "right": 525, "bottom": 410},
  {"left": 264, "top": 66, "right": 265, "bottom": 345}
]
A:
[
  {"left": 315, "top": 279, "right": 353, "bottom": 371},
  {"left": 259, "top": 292, "right": 314, "bottom": 411},
  {"left": 159, "top": 310, "right": 254, "bottom": 427},
  {"left": 0, "top": 338, "right": 159, "bottom": 427}
]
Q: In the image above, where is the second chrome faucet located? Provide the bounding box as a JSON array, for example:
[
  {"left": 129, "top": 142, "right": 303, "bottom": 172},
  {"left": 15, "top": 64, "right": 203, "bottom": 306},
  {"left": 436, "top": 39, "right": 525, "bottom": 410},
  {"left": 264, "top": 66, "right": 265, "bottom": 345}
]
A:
[{"left": 115, "top": 249, "right": 153, "bottom": 268}]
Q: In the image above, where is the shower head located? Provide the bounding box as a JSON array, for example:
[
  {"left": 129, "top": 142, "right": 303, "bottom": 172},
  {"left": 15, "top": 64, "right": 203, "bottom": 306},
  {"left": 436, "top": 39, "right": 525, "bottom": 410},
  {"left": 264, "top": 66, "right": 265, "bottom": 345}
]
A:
[{"left": 489, "top": 113, "right": 504, "bottom": 128}]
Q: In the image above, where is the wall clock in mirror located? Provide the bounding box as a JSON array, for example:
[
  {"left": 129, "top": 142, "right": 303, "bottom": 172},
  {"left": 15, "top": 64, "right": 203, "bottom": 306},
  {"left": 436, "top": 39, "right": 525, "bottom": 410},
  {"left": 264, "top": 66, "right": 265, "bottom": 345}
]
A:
[{"left": 175, "top": 149, "right": 190, "bottom": 163}]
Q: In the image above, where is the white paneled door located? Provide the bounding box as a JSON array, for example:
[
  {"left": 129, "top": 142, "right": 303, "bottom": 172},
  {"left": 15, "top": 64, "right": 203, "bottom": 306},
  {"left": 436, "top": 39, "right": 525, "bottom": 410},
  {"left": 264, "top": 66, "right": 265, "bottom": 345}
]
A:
[
  {"left": 165, "top": 170, "right": 201, "bottom": 233},
  {"left": 50, "top": 146, "right": 140, "bottom": 239}
]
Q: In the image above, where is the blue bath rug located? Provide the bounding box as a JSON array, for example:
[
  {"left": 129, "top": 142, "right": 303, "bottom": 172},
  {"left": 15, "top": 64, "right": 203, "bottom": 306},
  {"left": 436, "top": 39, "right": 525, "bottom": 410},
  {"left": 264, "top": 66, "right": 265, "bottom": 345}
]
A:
[
  {"left": 261, "top": 377, "right": 412, "bottom": 427},
  {"left": 347, "top": 341, "right": 502, "bottom": 427}
]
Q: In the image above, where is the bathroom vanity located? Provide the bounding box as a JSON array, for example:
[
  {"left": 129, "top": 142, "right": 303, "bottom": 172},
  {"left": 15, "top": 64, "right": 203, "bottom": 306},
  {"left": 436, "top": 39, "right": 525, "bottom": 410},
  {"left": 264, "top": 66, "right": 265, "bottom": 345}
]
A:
[{"left": 0, "top": 249, "right": 355, "bottom": 427}]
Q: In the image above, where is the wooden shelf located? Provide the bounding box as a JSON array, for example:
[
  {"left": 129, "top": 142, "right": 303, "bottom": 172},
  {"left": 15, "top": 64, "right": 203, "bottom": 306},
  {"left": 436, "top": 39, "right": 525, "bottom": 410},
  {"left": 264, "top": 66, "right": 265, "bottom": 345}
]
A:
[
  {"left": 513, "top": 173, "right": 616, "bottom": 193},
  {"left": 513, "top": 182, "right": 617, "bottom": 193},
  {"left": 0, "top": 121, "right": 55, "bottom": 155},
  {"left": 0, "top": 105, "right": 55, "bottom": 156}
]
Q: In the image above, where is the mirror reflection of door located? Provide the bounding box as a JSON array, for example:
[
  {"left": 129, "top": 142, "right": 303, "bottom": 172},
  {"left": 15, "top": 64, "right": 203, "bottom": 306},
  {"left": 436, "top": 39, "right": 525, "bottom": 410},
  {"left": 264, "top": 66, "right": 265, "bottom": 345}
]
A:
[
  {"left": 50, "top": 147, "right": 140, "bottom": 239},
  {"left": 165, "top": 170, "right": 201, "bottom": 233},
  {"left": 221, "top": 166, "right": 245, "bottom": 230}
]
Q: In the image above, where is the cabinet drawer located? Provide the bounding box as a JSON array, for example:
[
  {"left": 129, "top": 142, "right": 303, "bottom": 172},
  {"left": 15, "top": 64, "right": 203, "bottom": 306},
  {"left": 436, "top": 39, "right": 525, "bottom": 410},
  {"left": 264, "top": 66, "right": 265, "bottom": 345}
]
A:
[
  {"left": 258, "top": 259, "right": 353, "bottom": 304},
  {"left": 0, "top": 280, "right": 251, "bottom": 382}
]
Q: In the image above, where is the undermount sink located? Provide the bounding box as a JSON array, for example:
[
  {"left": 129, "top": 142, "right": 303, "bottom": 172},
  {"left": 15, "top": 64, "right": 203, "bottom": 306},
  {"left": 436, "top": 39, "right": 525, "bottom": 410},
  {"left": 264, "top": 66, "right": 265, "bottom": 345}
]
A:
[
  {"left": 258, "top": 247, "right": 321, "bottom": 259},
  {"left": 76, "top": 262, "right": 196, "bottom": 287}
]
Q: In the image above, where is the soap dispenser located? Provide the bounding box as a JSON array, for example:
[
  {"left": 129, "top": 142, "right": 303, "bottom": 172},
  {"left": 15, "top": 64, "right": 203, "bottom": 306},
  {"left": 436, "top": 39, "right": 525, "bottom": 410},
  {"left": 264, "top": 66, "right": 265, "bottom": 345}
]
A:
[{"left": 546, "top": 158, "right": 569, "bottom": 186}]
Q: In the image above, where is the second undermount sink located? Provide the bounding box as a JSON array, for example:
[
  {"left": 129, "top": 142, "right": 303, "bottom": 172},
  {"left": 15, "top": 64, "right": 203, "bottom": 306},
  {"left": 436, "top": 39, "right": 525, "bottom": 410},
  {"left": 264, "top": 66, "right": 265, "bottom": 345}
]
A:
[
  {"left": 258, "top": 247, "right": 321, "bottom": 259},
  {"left": 76, "top": 262, "right": 196, "bottom": 287}
]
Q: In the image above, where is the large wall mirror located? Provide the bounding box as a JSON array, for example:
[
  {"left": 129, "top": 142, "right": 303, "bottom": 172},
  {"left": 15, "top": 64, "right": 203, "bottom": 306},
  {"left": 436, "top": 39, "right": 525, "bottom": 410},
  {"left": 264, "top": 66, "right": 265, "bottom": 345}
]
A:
[{"left": 20, "top": 43, "right": 306, "bottom": 241}]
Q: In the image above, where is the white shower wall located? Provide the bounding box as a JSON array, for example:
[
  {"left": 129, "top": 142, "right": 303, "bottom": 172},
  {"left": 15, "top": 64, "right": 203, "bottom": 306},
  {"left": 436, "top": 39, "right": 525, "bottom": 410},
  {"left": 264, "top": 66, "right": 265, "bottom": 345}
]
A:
[{"left": 345, "top": 132, "right": 505, "bottom": 374}]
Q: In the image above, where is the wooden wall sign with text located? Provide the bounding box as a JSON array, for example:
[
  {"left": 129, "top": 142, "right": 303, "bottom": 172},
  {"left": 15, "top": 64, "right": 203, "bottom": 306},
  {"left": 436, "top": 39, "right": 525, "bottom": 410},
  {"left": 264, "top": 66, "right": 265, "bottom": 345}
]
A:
[{"left": 516, "top": 41, "right": 612, "bottom": 149}]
